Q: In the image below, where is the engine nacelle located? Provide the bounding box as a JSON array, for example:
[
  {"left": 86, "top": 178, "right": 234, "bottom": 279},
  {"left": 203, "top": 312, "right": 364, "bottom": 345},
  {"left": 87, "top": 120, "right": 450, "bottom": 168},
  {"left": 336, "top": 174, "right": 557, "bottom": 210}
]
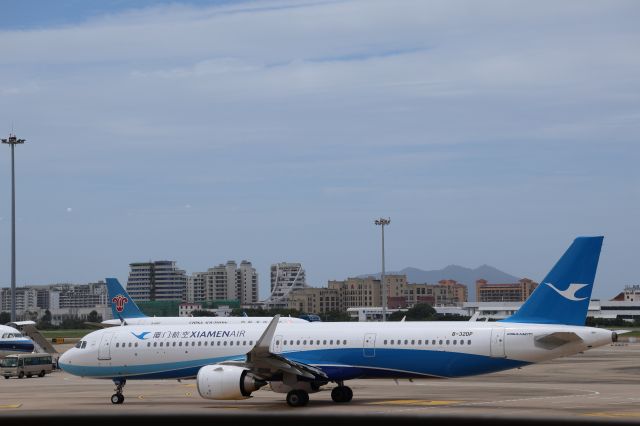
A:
[{"left": 197, "top": 365, "right": 265, "bottom": 400}]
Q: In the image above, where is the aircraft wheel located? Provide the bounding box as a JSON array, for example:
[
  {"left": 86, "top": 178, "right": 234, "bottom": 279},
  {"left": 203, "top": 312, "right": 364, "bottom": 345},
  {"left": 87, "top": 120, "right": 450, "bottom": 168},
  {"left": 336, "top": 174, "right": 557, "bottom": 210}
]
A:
[
  {"left": 343, "top": 386, "right": 353, "bottom": 402},
  {"left": 331, "top": 386, "right": 352, "bottom": 403},
  {"left": 18, "top": 372, "right": 24, "bottom": 379},
  {"left": 286, "top": 389, "right": 309, "bottom": 407},
  {"left": 111, "top": 394, "right": 124, "bottom": 404}
]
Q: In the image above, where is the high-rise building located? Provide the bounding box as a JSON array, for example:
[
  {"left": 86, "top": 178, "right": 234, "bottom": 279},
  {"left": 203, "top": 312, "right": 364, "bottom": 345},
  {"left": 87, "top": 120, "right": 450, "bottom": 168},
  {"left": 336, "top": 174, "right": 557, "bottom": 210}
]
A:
[
  {"left": 264, "top": 262, "right": 307, "bottom": 309},
  {"left": 127, "top": 261, "right": 187, "bottom": 301},
  {"left": 187, "top": 260, "right": 258, "bottom": 305},
  {"left": 475, "top": 278, "right": 538, "bottom": 302}
]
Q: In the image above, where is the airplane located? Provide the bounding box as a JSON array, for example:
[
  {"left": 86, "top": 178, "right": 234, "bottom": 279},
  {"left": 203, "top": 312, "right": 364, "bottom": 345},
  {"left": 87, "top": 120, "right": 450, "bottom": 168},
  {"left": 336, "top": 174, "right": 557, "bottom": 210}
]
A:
[
  {"left": 59, "top": 236, "right": 617, "bottom": 407},
  {"left": 0, "top": 323, "right": 36, "bottom": 357},
  {"left": 100, "top": 278, "right": 308, "bottom": 326}
]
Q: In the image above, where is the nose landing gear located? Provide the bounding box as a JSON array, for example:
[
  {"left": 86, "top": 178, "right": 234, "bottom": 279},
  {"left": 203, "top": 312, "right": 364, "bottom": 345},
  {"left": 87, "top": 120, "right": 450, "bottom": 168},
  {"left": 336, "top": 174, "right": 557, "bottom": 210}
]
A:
[{"left": 111, "top": 379, "right": 126, "bottom": 404}]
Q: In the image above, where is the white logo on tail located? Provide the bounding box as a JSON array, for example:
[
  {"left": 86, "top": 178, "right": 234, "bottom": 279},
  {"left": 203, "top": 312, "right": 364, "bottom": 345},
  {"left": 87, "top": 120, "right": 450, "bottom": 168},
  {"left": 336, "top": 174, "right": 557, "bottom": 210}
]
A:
[{"left": 545, "top": 283, "right": 589, "bottom": 301}]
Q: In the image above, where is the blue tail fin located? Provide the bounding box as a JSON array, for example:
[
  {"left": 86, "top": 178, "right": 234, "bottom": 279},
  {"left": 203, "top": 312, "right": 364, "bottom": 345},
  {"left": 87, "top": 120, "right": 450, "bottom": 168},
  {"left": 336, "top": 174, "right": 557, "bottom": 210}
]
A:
[
  {"left": 501, "top": 236, "right": 603, "bottom": 326},
  {"left": 106, "top": 278, "right": 147, "bottom": 319}
]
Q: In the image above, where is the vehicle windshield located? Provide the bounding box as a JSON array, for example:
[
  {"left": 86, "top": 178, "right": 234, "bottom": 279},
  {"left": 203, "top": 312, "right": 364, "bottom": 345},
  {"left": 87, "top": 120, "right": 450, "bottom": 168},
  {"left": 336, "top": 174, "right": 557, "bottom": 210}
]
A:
[{"left": 0, "top": 358, "right": 18, "bottom": 367}]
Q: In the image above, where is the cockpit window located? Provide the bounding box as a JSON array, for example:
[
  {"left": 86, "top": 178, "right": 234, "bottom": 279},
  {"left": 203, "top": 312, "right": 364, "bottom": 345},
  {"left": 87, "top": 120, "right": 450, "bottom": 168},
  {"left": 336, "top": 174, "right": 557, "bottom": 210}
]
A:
[
  {"left": 75, "top": 341, "right": 82, "bottom": 348},
  {"left": 81, "top": 341, "right": 87, "bottom": 349}
]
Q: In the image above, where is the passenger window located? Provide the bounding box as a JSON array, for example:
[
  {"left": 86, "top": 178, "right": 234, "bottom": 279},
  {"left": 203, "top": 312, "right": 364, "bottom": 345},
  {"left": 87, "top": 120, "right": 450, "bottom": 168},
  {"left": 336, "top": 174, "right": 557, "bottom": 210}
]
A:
[
  {"left": 115, "top": 343, "right": 119, "bottom": 348},
  {"left": 330, "top": 340, "right": 333, "bottom": 345},
  {"left": 336, "top": 340, "right": 340, "bottom": 346},
  {"left": 159, "top": 342, "right": 163, "bottom": 347},
  {"left": 224, "top": 341, "right": 227, "bottom": 346},
  {"left": 243, "top": 341, "right": 246, "bottom": 346},
  {"left": 343, "top": 340, "right": 346, "bottom": 345},
  {"left": 303, "top": 340, "right": 307, "bottom": 345},
  {"left": 468, "top": 340, "right": 471, "bottom": 345},
  {"left": 309, "top": 340, "right": 313, "bottom": 345},
  {"left": 323, "top": 340, "right": 327, "bottom": 345},
  {"left": 418, "top": 340, "right": 422, "bottom": 345},
  {"left": 153, "top": 342, "right": 157, "bottom": 347},
  {"left": 217, "top": 341, "right": 221, "bottom": 346},
  {"left": 432, "top": 340, "right": 436, "bottom": 345},
  {"left": 173, "top": 342, "right": 176, "bottom": 347},
  {"left": 390, "top": 339, "right": 394, "bottom": 344},
  {"left": 230, "top": 341, "right": 234, "bottom": 346},
  {"left": 411, "top": 340, "right": 415, "bottom": 345},
  {"left": 179, "top": 342, "right": 183, "bottom": 347},
  {"left": 446, "top": 340, "right": 450, "bottom": 345},
  {"left": 438, "top": 340, "right": 442, "bottom": 345},
  {"left": 460, "top": 340, "right": 464, "bottom": 345},
  {"left": 404, "top": 340, "right": 408, "bottom": 345},
  {"left": 453, "top": 340, "right": 457, "bottom": 345},
  {"left": 384, "top": 340, "right": 388, "bottom": 345},
  {"left": 296, "top": 340, "right": 300, "bottom": 345},
  {"left": 147, "top": 342, "right": 151, "bottom": 347},
  {"left": 198, "top": 341, "right": 202, "bottom": 346},
  {"left": 128, "top": 342, "right": 132, "bottom": 348},
  {"left": 249, "top": 341, "right": 253, "bottom": 345},
  {"left": 192, "top": 341, "right": 196, "bottom": 346},
  {"left": 237, "top": 341, "right": 240, "bottom": 346}
]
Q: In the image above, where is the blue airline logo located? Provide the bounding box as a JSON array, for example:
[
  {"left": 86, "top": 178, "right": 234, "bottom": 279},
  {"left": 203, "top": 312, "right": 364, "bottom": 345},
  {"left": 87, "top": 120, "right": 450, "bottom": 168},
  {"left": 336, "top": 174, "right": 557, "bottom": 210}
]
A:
[
  {"left": 131, "top": 331, "right": 151, "bottom": 340},
  {"left": 544, "top": 283, "right": 589, "bottom": 301}
]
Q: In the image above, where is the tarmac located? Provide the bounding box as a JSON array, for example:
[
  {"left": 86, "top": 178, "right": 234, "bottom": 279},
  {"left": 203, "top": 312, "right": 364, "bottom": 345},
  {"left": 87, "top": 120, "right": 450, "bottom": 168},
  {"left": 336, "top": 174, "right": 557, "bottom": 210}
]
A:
[{"left": 1, "top": 343, "right": 639, "bottom": 423}]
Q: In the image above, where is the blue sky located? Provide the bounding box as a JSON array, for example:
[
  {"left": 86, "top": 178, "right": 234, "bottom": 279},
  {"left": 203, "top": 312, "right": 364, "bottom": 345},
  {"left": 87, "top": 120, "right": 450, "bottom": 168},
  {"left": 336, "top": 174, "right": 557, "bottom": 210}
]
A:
[{"left": 0, "top": 0, "right": 638, "bottom": 300}]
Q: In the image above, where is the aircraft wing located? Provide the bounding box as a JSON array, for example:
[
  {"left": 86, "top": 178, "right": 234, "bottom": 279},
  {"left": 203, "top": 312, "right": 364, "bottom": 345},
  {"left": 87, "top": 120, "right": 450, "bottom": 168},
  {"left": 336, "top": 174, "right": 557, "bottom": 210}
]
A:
[
  {"left": 534, "top": 331, "right": 583, "bottom": 349},
  {"left": 219, "top": 315, "right": 328, "bottom": 381}
]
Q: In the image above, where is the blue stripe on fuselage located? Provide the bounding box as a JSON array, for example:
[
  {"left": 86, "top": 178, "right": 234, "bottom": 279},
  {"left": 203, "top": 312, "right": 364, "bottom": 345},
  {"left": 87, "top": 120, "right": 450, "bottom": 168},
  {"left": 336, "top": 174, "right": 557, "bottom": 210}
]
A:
[
  {"left": 60, "top": 348, "right": 529, "bottom": 381},
  {"left": 0, "top": 340, "right": 35, "bottom": 352}
]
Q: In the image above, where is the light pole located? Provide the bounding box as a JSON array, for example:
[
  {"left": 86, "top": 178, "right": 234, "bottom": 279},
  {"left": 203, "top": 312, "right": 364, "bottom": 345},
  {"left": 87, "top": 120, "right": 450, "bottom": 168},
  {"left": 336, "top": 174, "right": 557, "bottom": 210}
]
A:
[
  {"left": 2, "top": 133, "right": 25, "bottom": 322},
  {"left": 374, "top": 217, "right": 390, "bottom": 321}
]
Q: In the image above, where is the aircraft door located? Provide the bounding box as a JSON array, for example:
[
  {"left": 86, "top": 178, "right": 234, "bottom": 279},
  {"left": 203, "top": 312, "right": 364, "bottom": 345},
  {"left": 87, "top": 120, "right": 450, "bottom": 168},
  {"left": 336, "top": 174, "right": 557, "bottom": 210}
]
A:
[
  {"left": 98, "top": 332, "right": 114, "bottom": 360},
  {"left": 273, "top": 335, "right": 283, "bottom": 353},
  {"left": 363, "top": 333, "right": 376, "bottom": 357},
  {"left": 490, "top": 328, "right": 506, "bottom": 358}
]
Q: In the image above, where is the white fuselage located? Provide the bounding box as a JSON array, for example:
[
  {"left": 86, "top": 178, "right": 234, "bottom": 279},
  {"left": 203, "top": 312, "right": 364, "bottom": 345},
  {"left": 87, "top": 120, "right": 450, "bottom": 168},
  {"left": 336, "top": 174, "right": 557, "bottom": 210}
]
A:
[
  {"left": 0, "top": 325, "right": 35, "bottom": 357},
  {"left": 101, "top": 316, "right": 308, "bottom": 327},
  {"left": 60, "top": 320, "right": 613, "bottom": 381}
]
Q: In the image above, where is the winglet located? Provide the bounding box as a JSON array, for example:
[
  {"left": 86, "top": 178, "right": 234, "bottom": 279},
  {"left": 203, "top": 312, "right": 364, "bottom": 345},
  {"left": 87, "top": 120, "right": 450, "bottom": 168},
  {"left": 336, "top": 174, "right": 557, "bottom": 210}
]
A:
[{"left": 250, "top": 315, "right": 280, "bottom": 358}]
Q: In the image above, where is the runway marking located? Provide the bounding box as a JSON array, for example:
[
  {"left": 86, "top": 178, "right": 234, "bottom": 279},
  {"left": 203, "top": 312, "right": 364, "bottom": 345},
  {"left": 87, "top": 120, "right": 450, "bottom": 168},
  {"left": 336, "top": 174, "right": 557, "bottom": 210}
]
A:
[
  {"left": 0, "top": 404, "right": 22, "bottom": 409},
  {"left": 181, "top": 384, "right": 197, "bottom": 388},
  {"left": 367, "top": 400, "right": 461, "bottom": 406},
  {"left": 584, "top": 411, "right": 640, "bottom": 418}
]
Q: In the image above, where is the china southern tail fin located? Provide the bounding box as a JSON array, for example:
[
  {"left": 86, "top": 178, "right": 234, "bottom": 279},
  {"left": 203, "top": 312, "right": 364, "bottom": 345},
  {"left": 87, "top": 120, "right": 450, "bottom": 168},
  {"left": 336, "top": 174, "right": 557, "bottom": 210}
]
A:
[
  {"left": 501, "top": 236, "right": 603, "bottom": 326},
  {"left": 106, "top": 278, "right": 147, "bottom": 319}
]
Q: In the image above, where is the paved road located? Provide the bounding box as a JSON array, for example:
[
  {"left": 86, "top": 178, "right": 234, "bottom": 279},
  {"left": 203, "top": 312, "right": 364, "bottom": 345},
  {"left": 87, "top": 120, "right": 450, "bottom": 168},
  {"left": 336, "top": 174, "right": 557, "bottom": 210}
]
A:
[{"left": 1, "top": 344, "right": 639, "bottom": 421}]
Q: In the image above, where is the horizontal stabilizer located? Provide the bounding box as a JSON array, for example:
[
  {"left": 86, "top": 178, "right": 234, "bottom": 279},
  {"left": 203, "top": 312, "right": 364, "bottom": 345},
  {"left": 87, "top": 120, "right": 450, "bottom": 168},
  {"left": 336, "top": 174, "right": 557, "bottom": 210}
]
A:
[{"left": 534, "top": 332, "right": 583, "bottom": 349}]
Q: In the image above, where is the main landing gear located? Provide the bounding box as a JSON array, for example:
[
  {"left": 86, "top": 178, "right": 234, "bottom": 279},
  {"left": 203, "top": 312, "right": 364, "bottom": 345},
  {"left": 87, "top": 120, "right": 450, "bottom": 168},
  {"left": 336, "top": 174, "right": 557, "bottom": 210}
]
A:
[
  {"left": 286, "top": 389, "right": 310, "bottom": 407},
  {"left": 285, "top": 382, "right": 353, "bottom": 407},
  {"left": 111, "top": 379, "right": 126, "bottom": 404},
  {"left": 331, "top": 382, "right": 353, "bottom": 403}
]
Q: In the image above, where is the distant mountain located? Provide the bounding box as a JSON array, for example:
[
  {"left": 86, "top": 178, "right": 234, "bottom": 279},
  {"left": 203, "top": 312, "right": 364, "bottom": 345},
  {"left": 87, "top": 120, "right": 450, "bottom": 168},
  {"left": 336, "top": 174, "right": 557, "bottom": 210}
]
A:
[{"left": 359, "top": 265, "right": 521, "bottom": 302}]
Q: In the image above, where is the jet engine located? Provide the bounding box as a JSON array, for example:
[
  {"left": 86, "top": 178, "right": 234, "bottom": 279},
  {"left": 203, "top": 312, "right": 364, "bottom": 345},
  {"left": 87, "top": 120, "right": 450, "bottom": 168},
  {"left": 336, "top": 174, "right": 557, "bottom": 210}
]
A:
[{"left": 197, "top": 365, "right": 266, "bottom": 400}]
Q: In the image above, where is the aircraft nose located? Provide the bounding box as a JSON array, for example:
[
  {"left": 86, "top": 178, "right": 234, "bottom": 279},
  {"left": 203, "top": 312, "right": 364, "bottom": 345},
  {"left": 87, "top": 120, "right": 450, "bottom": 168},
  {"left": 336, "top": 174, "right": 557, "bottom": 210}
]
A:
[{"left": 58, "top": 349, "right": 73, "bottom": 369}]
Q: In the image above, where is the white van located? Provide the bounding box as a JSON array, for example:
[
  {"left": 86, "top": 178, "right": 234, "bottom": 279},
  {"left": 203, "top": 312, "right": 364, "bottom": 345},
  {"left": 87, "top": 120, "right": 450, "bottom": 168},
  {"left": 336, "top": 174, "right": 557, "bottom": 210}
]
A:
[{"left": 1, "top": 353, "right": 53, "bottom": 379}]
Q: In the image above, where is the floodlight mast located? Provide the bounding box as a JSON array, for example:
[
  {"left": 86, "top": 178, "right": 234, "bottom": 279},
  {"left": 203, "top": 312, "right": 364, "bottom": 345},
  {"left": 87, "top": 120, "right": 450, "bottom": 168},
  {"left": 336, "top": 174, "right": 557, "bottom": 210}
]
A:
[
  {"left": 2, "top": 133, "right": 25, "bottom": 323},
  {"left": 374, "top": 218, "right": 390, "bottom": 321}
]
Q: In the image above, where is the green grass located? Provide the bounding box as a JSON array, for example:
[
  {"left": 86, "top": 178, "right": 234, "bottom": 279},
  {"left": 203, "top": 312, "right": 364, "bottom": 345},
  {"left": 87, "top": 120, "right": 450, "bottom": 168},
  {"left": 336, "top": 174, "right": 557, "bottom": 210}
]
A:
[{"left": 39, "top": 329, "right": 94, "bottom": 339}]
